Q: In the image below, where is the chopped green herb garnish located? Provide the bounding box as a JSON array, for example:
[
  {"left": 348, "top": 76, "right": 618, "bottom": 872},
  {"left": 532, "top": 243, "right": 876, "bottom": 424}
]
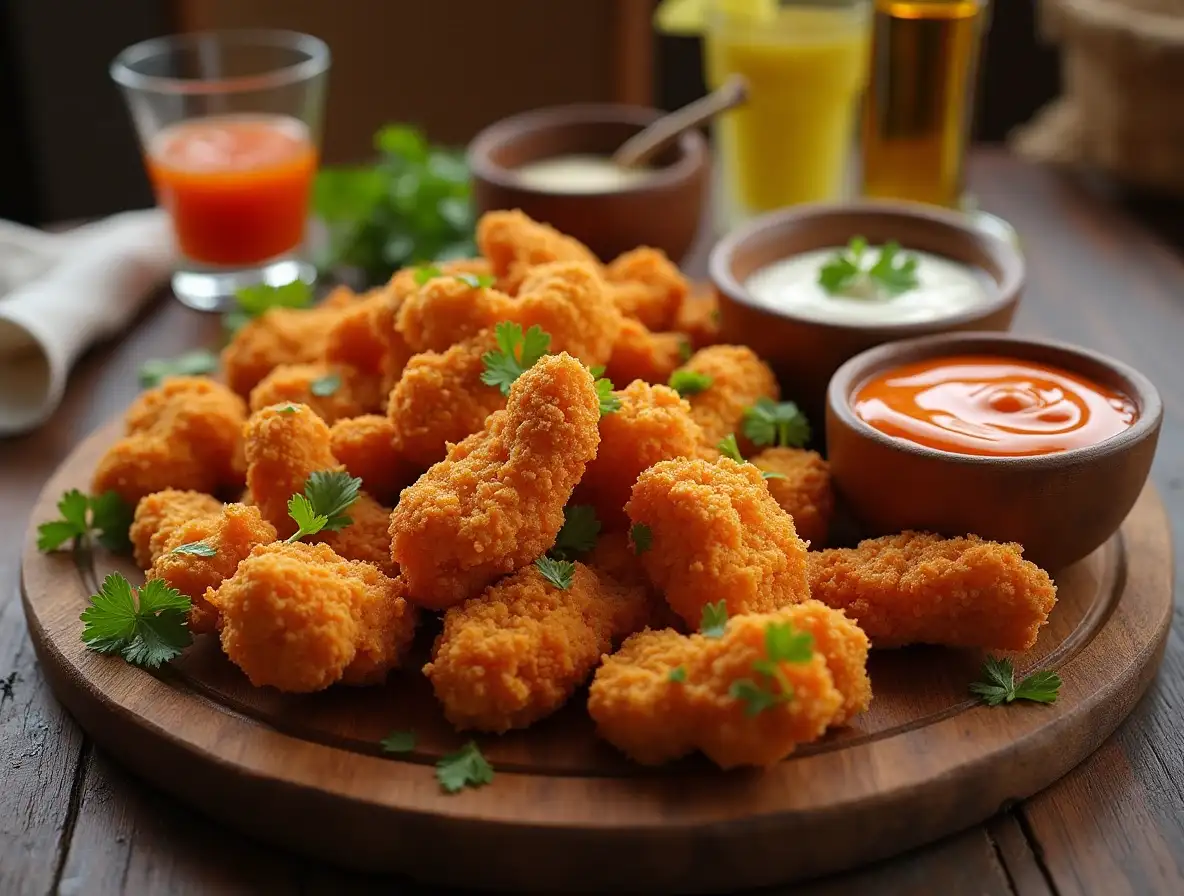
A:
[
  {"left": 970, "top": 657, "right": 1062, "bottom": 706},
  {"left": 380, "top": 730, "right": 417, "bottom": 754},
  {"left": 550, "top": 505, "right": 601, "bottom": 561},
  {"left": 413, "top": 265, "right": 444, "bottom": 285},
  {"left": 728, "top": 621, "right": 814, "bottom": 716},
  {"left": 138, "top": 350, "right": 219, "bottom": 388},
  {"left": 454, "top": 272, "right": 496, "bottom": 289},
  {"left": 37, "top": 489, "right": 133, "bottom": 554},
  {"left": 286, "top": 470, "right": 363, "bottom": 542},
  {"left": 310, "top": 372, "right": 342, "bottom": 397},
  {"left": 169, "top": 541, "right": 216, "bottom": 557},
  {"left": 700, "top": 600, "right": 728, "bottom": 638},
  {"left": 668, "top": 369, "right": 713, "bottom": 397},
  {"left": 225, "top": 281, "right": 313, "bottom": 333},
  {"left": 80, "top": 574, "right": 192, "bottom": 669},
  {"left": 742, "top": 398, "right": 811, "bottom": 449},
  {"left": 480, "top": 321, "right": 551, "bottom": 396},
  {"left": 436, "top": 741, "right": 494, "bottom": 794},
  {"left": 668, "top": 666, "right": 687, "bottom": 683},
  {"left": 534, "top": 556, "right": 576, "bottom": 590},
  {"left": 595, "top": 377, "right": 622, "bottom": 416},
  {"left": 630, "top": 523, "right": 653, "bottom": 555},
  {"left": 818, "top": 236, "right": 920, "bottom": 298}
]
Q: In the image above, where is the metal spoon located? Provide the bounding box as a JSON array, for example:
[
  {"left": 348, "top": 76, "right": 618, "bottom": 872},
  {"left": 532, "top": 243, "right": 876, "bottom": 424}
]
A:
[{"left": 612, "top": 76, "right": 749, "bottom": 170}]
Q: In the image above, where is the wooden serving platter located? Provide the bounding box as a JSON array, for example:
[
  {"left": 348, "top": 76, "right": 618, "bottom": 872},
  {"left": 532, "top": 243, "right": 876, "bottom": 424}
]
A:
[{"left": 21, "top": 421, "right": 1174, "bottom": 894}]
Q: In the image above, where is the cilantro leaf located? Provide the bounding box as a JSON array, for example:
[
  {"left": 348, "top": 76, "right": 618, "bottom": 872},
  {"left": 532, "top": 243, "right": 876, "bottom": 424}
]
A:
[
  {"left": 867, "top": 241, "right": 920, "bottom": 296},
  {"left": 742, "top": 398, "right": 811, "bottom": 449},
  {"left": 454, "top": 272, "right": 496, "bottom": 289},
  {"left": 413, "top": 265, "right": 443, "bottom": 285},
  {"left": 630, "top": 523, "right": 653, "bottom": 555},
  {"left": 37, "top": 490, "right": 132, "bottom": 554},
  {"left": 729, "top": 678, "right": 781, "bottom": 717},
  {"left": 89, "top": 491, "right": 134, "bottom": 552},
  {"left": 37, "top": 489, "right": 89, "bottom": 551},
  {"left": 731, "top": 622, "right": 813, "bottom": 716},
  {"left": 225, "top": 281, "right": 313, "bottom": 333},
  {"left": 286, "top": 494, "right": 329, "bottom": 543},
  {"left": 534, "top": 556, "right": 576, "bottom": 590},
  {"left": 550, "top": 505, "right": 601, "bottom": 561},
  {"left": 436, "top": 741, "right": 494, "bottom": 794},
  {"left": 286, "top": 470, "right": 363, "bottom": 541},
  {"left": 380, "top": 730, "right": 417, "bottom": 754},
  {"left": 764, "top": 622, "right": 814, "bottom": 664},
  {"left": 595, "top": 377, "right": 622, "bottom": 416},
  {"left": 761, "top": 470, "right": 787, "bottom": 481},
  {"left": 970, "top": 657, "right": 1062, "bottom": 706},
  {"left": 169, "top": 541, "right": 217, "bottom": 557},
  {"left": 817, "top": 236, "right": 920, "bottom": 298},
  {"left": 701, "top": 600, "right": 728, "bottom": 638},
  {"left": 668, "top": 369, "right": 713, "bottom": 397},
  {"left": 668, "top": 665, "right": 687, "bottom": 683},
  {"left": 480, "top": 321, "right": 551, "bottom": 395},
  {"left": 138, "top": 350, "right": 219, "bottom": 389},
  {"left": 80, "top": 574, "right": 192, "bottom": 669},
  {"left": 310, "top": 372, "right": 342, "bottom": 397},
  {"left": 718, "top": 434, "right": 744, "bottom": 463},
  {"left": 817, "top": 236, "right": 864, "bottom": 294},
  {"left": 588, "top": 365, "right": 606, "bottom": 378},
  {"left": 275, "top": 404, "right": 300, "bottom": 414},
  {"left": 1014, "top": 670, "right": 1063, "bottom": 704}
]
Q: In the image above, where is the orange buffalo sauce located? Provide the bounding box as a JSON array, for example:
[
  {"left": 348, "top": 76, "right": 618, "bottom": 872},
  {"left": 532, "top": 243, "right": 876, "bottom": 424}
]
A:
[
  {"left": 147, "top": 114, "right": 316, "bottom": 266},
  {"left": 852, "top": 355, "right": 1138, "bottom": 457}
]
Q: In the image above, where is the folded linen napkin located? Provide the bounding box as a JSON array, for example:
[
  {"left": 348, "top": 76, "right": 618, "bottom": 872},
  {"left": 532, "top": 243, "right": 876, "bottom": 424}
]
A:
[{"left": 0, "top": 209, "right": 175, "bottom": 437}]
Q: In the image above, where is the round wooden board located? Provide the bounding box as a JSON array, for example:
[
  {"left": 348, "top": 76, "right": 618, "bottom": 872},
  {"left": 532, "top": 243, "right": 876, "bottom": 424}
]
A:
[{"left": 21, "top": 421, "right": 1175, "bottom": 894}]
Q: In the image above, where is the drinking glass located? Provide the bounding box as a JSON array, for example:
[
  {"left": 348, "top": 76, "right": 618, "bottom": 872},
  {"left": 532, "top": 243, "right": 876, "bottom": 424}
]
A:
[
  {"left": 111, "top": 30, "right": 330, "bottom": 311},
  {"left": 704, "top": 0, "right": 872, "bottom": 231}
]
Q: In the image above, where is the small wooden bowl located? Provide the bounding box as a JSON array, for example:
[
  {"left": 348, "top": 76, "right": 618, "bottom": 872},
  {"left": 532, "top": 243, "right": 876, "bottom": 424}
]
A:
[
  {"left": 468, "top": 104, "right": 708, "bottom": 263},
  {"left": 710, "top": 201, "right": 1025, "bottom": 424},
  {"left": 826, "top": 332, "right": 1163, "bottom": 571}
]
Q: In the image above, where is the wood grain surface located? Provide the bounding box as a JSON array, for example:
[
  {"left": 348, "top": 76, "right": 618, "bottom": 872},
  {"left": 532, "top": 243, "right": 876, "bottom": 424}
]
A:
[{"left": 2, "top": 151, "right": 1183, "bottom": 894}]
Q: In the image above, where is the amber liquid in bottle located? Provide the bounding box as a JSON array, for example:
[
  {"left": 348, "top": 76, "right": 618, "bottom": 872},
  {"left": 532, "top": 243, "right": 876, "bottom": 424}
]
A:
[{"left": 860, "top": 0, "right": 987, "bottom": 207}]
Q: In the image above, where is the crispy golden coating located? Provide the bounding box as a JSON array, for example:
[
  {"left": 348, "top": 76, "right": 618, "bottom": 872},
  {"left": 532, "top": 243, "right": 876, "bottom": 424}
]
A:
[
  {"left": 807, "top": 532, "right": 1058, "bottom": 650},
  {"left": 209, "top": 542, "right": 416, "bottom": 693},
  {"left": 391, "top": 353, "right": 601, "bottom": 610},
  {"left": 603, "top": 318, "right": 686, "bottom": 388},
  {"left": 323, "top": 291, "right": 393, "bottom": 376},
  {"left": 130, "top": 489, "right": 224, "bottom": 569},
  {"left": 512, "top": 261, "right": 622, "bottom": 367},
  {"left": 221, "top": 289, "right": 357, "bottom": 396},
  {"left": 249, "top": 362, "right": 384, "bottom": 424},
  {"left": 750, "top": 448, "right": 833, "bottom": 548},
  {"left": 677, "top": 345, "right": 779, "bottom": 451},
  {"left": 424, "top": 562, "right": 650, "bottom": 732},
  {"left": 329, "top": 415, "right": 420, "bottom": 506},
  {"left": 476, "top": 209, "right": 600, "bottom": 295},
  {"left": 625, "top": 457, "right": 810, "bottom": 627},
  {"left": 319, "top": 494, "right": 398, "bottom": 577},
  {"left": 589, "top": 602, "right": 867, "bottom": 768},
  {"left": 395, "top": 275, "right": 511, "bottom": 353},
  {"left": 93, "top": 377, "right": 247, "bottom": 505},
  {"left": 387, "top": 258, "right": 494, "bottom": 305},
  {"left": 574, "top": 381, "right": 704, "bottom": 530},
  {"left": 604, "top": 247, "right": 689, "bottom": 332},
  {"left": 149, "top": 503, "right": 278, "bottom": 634},
  {"left": 587, "top": 531, "right": 683, "bottom": 633},
  {"left": 386, "top": 330, "right": 506, "bottom": 469},
  {"left": 675, "top": 284, "right": 721, "bottom": 350}
]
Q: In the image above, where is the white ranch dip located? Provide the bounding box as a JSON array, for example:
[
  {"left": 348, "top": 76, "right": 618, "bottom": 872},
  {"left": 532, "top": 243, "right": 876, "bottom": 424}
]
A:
[
  {"left": 744, "top": 246, "right": 991, "bottom": 325},
  {"left": 514, "top": 155, "right": 652, "bottom": 194}
]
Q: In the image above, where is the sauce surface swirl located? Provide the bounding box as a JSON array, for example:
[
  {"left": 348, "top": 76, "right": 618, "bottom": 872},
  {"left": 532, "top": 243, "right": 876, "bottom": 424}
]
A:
[{"left": 851, "top": 355, "right": 1138, "bottom": 457}]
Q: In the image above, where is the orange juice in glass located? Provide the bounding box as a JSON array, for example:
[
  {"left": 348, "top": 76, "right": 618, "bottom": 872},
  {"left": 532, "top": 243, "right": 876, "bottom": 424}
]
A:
[
  {"left": 705, "top": 0, "right": 871, "bottom": 228},
  {"left": 112, "top": 30, "right": 329, "bottom": 311}
]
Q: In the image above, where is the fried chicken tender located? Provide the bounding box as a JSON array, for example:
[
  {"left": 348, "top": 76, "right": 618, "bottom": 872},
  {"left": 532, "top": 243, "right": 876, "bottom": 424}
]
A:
[
  {"left": 588, "top": 601, "right": 869, "bottom": 768},
  {"left": 602, "top": 317, "right": 686, "bottom": 387},
  {"left": 386, "top": 329, "right": 506, "bottom": 468},
  {"left": 476, "top": 209, "right": 600, "bottom": 295},
  {"left": 574, "top": 381, "right": 704, "bottom": 530},
  {"left": 323, "top": 291, "right": 394, "bottom": 376},
  {"left": 130, "top": 489, "right": 224, "bottom": 569},
  {"left": 93, "top": 377, "right": 247, "bottom": 505},
  {"left": 208, "top": 542, "right": 416, "bottom": 693},
  {"left": 249, "top": 362, "right": 384, "bottom": 423},
  {"left": 424, "top": 562, "right": 651, "bottom": 732},
  {"left": 148, "top": 503, "right": 278, "bottom": 634},
  {"left": 675, "top": 284, "right": 722, "bottom": 350},
  {"left": 807, "top": 532, "right": 1059, "bottom": 650},
  {"left": 221, "top": 288, "right": 357, "bottom": 396},
  {"left": 395, "top": 274, "right": 511, "bottom": 353},
  {"left": 626, "top": 457, "right": 810, "bottom": 627},
  {"left": 329, "top": 415, "right": 420, "bottom": 506},
  {"left": 391, "top": 353, "right": 601, "bottom": 610},
  {"left": 604, "top": 247, "right": 688, "bottom": 332},
  {"left": 677, "top": 345, "right": 780, "bottom": 451},
  {"left": 513, "top": 262, "right": 622, "bottom": 367},
  {"left": 750, "top": 448, "right": 833, "bottom": 548}
]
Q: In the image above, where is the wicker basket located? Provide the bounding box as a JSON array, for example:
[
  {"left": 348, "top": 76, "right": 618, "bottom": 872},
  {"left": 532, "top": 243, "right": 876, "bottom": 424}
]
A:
[{"left": 1013, "top": 0, "right": 1184, "bottom": 195}]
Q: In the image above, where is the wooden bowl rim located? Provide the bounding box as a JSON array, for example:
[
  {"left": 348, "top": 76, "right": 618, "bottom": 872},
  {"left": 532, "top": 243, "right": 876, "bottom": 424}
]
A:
[
  {"left": 466, "top": 103, "right": 708, "bottom": 198},
  {"left": 826, "top": 330, "right": 1164, "bottom": 470},
  {"left": 709, "top": 200, "right": 1026, "bottom": 336}
]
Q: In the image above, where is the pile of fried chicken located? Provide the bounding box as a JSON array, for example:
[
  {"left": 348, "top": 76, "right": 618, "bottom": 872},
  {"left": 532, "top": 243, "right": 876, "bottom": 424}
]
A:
[{"left": 90, "top": 210, "right": 1058, "bottom": 770}]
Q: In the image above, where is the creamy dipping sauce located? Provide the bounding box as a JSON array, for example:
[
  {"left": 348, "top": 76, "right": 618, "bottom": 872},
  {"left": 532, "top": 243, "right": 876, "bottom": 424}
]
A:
[
  {"left": 513, "top": 154, "right": 653, "bottom": 194},
  {"left": 744, "top": 246, "right": 991, "bottom": 325}
]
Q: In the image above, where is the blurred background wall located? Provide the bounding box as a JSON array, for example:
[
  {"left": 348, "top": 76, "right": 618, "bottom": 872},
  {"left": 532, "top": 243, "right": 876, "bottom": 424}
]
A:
[{"left": 0, "top": 0, "right": 1058, "bottom": 226}]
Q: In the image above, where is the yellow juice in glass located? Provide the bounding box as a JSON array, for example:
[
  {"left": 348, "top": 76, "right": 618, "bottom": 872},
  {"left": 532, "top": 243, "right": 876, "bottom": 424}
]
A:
[{"left": 705, "top": 0, "right": 871, "bottom": 225}]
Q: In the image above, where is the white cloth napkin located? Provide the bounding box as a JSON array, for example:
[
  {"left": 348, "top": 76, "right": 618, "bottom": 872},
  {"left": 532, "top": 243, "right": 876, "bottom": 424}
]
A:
[{"left": 0, "top": 209, "right": 175, "bottom": 436}]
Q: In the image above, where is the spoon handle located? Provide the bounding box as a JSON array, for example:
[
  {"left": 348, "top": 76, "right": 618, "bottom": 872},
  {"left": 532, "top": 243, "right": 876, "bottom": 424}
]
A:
[{"left": 612, "top": 76, "right": 749, "bottom": 170}]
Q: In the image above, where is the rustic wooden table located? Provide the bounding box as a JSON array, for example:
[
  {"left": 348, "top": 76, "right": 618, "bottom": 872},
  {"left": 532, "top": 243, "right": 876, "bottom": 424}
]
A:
[{"left": 2, "top": 151, "right": 1181, "bottom": 896}]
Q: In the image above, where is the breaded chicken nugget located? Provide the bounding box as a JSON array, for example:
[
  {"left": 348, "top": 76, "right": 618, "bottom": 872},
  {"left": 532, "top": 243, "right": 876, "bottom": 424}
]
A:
[
  {"left": 604, "top": 247, "right": 688, "bottom": 332},
  {"left": 319, "top": 495, "right": 399, "bottom": 577},
  {"left": 574, "top": 381, "right": 704, "bottom": 530},
  {"left": 329, "top": 415, "right": 420, "bottom": 506},
  {"left": 587, "top": 531, "right": 682, "bottom": 633},
  {"left": 477, "top": 209, "right": 600, "bottom": 295},
  {"left": 676, "top": 345, "right": 779, "bottom": 451},
  {"left": 603, "top": 318, "right": 686, "bottom": 388},
  {"left": 149, "top": 503, "right": 278, "bottom": 634},
  {"left": 675, "top": 284, "right": 722, "bottom": 350},
  {"left": 750, "top": 448, "right": 833, "bottom": 548},
  {"left": 323, "top": 291, "right": 394, "bottom": 376},
  {"left": 391, "top": 353, "right": 601, "bottom": 610},
  {"left": 249, "top": 362, "right": 384, "bottom": 423},
  {"left": 625, "top": 457, "right": 810, "bottom": 627},
  {"left": 221, "top": 288, "right": 357, "bottom": 396},
  {"left": 93, "top": 377, "right": 247, "bottom": 505},
  {"left": 395, "top": 274, "right": 511, "bottom": 353},
  {"left": 424, "top": 562, "right": 649, "bottom": 732},
  {"left": 387, "top": 258, "right": 494, "bottom": 305},
  {"left": 807, "top": 532, "right": 1058, "bottom": 650},
  {"left": 209, "top": 542, "right": 416, "bottom": 693},
  {"left": 589, "top": 602, "right": 868, "bottom": 768},
  {"left": 512, "top": 262, "right": 622, "bottom": 367},
  {"left": 130, "top": 489, "right": 223, "bottom": 569},
  {"left": 386, "top": 330, "right": 506, "bottom": 469}
]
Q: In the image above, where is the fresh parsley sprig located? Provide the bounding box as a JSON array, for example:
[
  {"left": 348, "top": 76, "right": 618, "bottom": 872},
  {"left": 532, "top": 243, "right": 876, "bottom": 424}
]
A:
[
  {"left": 668, "top": 666, "right": 687, "bottom": 683},
  {"left": 534, "top": 556, "right": 576, "bottom": 590},
  {"left": 380, "top": 730, "right": 417, "bottom": 754},
  {"left": 436, "top": 741, "right": 494, "bottom": 794},
  {"left": 480, "top": 321, "right": 551, "bottom": 396},
  {"left": 818, "top": 236, "right": 920, "bottom": 298},
  {"left": 37, "top": 489, "right": 133, "bottom": 554},
  {"left": 668, "top": 369, "right": 713, "bottom": 397},
  {"left": 630, "top": 523, "right": 653, "bottom": 555},
  {"left": 413, "top": 266, "right": 496, "bottom": 290},
  {"left": 700, "top": 600, "right": 728, "bottom": 639},
  {"left": 742, "top": 398, "right": 811, "bottom": 449},
  {"left": 224, "top": 281, "right": 313, "bottom": 334},
  {"left": 728, "top": 622, "right": 814, "bottom": 717},
  {"left": 970, "top": 656, "right": 1062, "bottom": 706},
  {"left": 718, "top": 434, "right": 786, "bottom": 480},
  {"left": 80, "top": 573, "right": 193, "bottom": 669},
  {"left": 549, "top": 505, "right": 601, "bottom": 561},
  {"left": 138, "top": 350, "right": 219, "bottom": 389},
  {"left": 286, "top": 470, "right": 364, "bottom": 543},
  {"left": 169, "top": 541, "right": 216, "bottom": 557},
  {"left": 310, "top": 372, "right": 342, "bottom": 397}
]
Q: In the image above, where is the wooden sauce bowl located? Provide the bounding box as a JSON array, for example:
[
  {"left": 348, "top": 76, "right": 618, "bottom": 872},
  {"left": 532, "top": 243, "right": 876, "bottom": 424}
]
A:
[
  {"left": 468, "top": 104, "right": 708, "bottom": 263},
  {"left": 710, "top": 201, "right": 1025, "bottom": 425},
  {"left": 826, "top": 332, "right": 1163, "bottom": 571}
]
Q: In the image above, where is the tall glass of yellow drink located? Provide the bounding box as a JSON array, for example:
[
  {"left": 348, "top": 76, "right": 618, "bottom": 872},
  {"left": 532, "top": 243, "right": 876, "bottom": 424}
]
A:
[{"left": 704, "top": 0, "right": 871, "bottom": 229}]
